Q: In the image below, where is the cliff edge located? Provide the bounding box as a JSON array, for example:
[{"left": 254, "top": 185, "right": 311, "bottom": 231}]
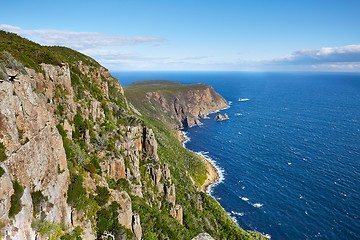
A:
[{"left": 125, "top": 80, "right": 228, "bottom": 129}]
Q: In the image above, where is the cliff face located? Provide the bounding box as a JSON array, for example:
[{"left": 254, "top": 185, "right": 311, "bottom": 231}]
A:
[
  {"left": 125, "top": 80, "right": 228, "bottom": 129},
  {"left": 0, "top": 31, "right": 263, "bottom": 240}
]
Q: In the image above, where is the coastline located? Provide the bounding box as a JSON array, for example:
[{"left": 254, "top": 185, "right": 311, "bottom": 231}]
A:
[{"left": 176, "top": 130, "right": 221, "bottom": 193}]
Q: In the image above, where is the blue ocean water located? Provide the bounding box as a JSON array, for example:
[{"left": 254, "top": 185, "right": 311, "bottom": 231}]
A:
[{"left": 113, "top": 71, "right": 360, "bottom": 239}]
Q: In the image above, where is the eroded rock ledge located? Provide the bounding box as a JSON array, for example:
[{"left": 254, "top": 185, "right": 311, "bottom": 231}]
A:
[{"left": 125, "top": 80, "right": 228, "bottom": 129}]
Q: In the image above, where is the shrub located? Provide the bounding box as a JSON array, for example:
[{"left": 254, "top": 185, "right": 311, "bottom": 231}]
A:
[
  {"left": 95, "top": 187, "right": 110, "bottom": 206},
  {"left": 31, "top": 191, "right": 47, "bottom": 216},
  {"left": 0, "top": 166, "right": 5, "bottom": 177},
  {"left": 73, "top": 112, "right": 86, "bottom": 140},
  {"left": 96, "top": 201, "right": 134, "bottom": 238},
  {"left": 67, "top": 174, "right": 87, "bottom": 210},
  {"left": 0, "top": 142, "right": 7, "bottom": 162},
  {"left": 60, "top": 226, "right": 83, "bottom": 240},
  {"left": 9, "top": 181, "right": 24, "bottom": 218},
  {"left": 32, "top": 220, "right": 64, "bottom": 240}
]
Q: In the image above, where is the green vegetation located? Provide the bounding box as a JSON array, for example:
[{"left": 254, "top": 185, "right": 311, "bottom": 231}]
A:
[
  {"left": 0, "top": 30, "right": 100, "bottom": 72},
  {"left": 67, "top": 174, "right": 87, "bottom": 210},
  {"left": 0, "top": 166, "right": 5, "bottom": 177},
  {"left": 0, "top": 142, "right": 7, "bottom": 162},
  {"left": 95, "top": 187, "right": 110, "bottom": 206},
  {"left": 32, "top": 220, "right": 65, "bottom": 240},
  {"left": 9, "top": 181, "right": 24, "bottom": 218},
  {"left": 60, "top": 226, "right": 83, "bottom": 240},
  {"left": 96, "top": 201, "right": 134, "bottom": 238},
  {"left": 31, "top": 191, "right": 48, "bottom": 216},
  {"left": 126, "top": 80, "right": 208, "bottom": 92}
]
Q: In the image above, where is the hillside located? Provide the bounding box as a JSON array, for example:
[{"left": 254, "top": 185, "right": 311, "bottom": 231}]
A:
[
  {"left": 0, "top": 31, "right": 263, "bottom": 239},
  {"left": 125, "top": 80, "right": 228, "bottom": 129}
]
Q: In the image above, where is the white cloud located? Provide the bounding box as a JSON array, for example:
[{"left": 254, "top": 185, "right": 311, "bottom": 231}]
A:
[
  {"left": 0, "top": 24, "right": 165, "bottom": 50},
  {"left": 273, "top": 45, "right": 360, "bottom": 65}
]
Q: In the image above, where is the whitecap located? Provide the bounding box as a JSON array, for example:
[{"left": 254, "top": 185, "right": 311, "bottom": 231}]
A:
[
  {"left": 262, "top": 233, "right": 272, "bottom": 239},
  {"left": 240, "top": 197, "right": 249, "bottom": 201},
  {"left": 180, "top": 130, "right": 191, "bottom": 147},
  {"left": 231, "top": 210, "right": 244, "bottom": 217},
  {"left": 195, "top": 151, "right": 225, "bottom": 194},
  {"left": 252, "top": 203, "right": 264, "bottom": 208}
]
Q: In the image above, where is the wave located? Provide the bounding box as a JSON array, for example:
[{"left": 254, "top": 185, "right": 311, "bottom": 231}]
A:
[
  {"left": 231, "top": 210, "right": 245, "bottom": 217},
  {"left": 262, "top": 233, "right": 272, "bottom": 239},
  {"left": 252, "top": 203, "right": 264, "bottom": 208},
  {"left": 180, "top": 130, "right": 191, "bottom": 148},
  {"left": 196, "top": 151, "right": 225, "bottom": 194},
  {"left": 240, "top": 197, "right": 249, "bottom": 201},
  {"left": 227, "top": 212, "right": 239, "bottom": 224}
]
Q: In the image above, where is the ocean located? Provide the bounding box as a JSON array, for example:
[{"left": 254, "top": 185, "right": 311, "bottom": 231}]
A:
[{"left": 113, "top": 71, "right": 360, "bottom": 239}]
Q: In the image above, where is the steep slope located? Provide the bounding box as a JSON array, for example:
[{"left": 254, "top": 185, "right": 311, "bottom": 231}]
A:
[
  {"left": 0, "top": 31, "right": 263, "bottom": 240},
  {"left": 125, "top": 80, "right": 228, "bottom": 129}
]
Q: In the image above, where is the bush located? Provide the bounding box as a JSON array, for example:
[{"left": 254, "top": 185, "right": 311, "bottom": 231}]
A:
[
  {"left": 0, "top": 166, "right": 5, "bottom": 177},
  {"left": 9, "top": 181, "right": 24, "bottom": 218},
  {"left": 60, "top": 226, "right": 83, "bottom": 240},
  {"left": 31, "top": 191, "right": 47, "bottom": 216},
  {"left": 67, "top": 174, "right": 87, "bottom": 210},
  {"left": 0, "top": 142, "right": 7, "bottom": 162},
  {"left": 95, "top": 187, "right": 110, "bottom": 206}
]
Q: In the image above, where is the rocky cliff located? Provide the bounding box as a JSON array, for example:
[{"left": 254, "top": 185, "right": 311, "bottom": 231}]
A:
[
  {"left": 125, "top": 80, "right": 228, "bottom": 129},
  {"left": 0, "top": 31, "right": 263, "bottom": 240}
]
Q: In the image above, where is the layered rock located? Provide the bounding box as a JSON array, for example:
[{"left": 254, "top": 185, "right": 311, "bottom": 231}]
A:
[{"left": 125, "top": 80, "right": 228, "bottom": 128}]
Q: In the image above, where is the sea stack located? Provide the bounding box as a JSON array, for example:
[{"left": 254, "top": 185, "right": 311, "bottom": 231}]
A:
[{"left": 215, "top": 113, "right": 229, "bottom": 121}]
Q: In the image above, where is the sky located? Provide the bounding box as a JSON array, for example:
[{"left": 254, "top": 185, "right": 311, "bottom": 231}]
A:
[{"left": 1, "top": 0, "right": 360, "bottom": 71}]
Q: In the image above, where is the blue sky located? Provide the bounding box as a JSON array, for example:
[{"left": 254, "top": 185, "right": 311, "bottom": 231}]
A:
[{"left": 1, "top": 0, "right": 360, "bottom": 71}]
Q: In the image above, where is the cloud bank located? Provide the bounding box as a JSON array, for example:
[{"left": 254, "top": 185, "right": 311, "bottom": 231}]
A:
[
  {"left": 265, "top": 45, "right": 360, "bottom": 71},
  {"left": 1, "top": 24, "right": 360, "bottom": 71},
  {"left": 0, "top": 24, "right": 164, "bottom": 50}
]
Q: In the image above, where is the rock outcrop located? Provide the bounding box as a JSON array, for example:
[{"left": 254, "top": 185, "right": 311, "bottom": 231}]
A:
[
  {"left": 215, "top": 113, "right": 229, "bottom": 121},
  {"left": 125, "top": 80, "right": 228, "bottom": 128},
  {"left": 0, "top": 64, "right": 71, "bottom": 238},
  {"left": 192, "top": 233, "right": 215, "bottom": 240}
]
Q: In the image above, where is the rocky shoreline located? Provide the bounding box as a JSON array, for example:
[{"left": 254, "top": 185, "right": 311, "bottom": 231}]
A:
[{"left": 176, "top": 130, "right": 221, "bottom": 193}]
